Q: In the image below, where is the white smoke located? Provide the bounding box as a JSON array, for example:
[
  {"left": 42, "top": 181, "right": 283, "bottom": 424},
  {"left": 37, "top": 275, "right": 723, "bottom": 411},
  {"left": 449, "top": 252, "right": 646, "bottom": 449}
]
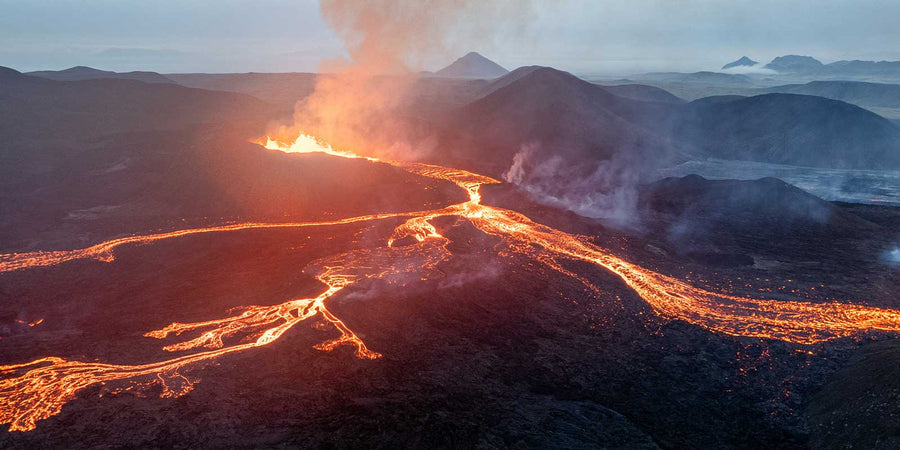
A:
[
  {"left": 503, "top": 143, "right": 642, "bottom": 228},
  {"left": 885, "top": 246, "right": 900, "bottom": 265}
]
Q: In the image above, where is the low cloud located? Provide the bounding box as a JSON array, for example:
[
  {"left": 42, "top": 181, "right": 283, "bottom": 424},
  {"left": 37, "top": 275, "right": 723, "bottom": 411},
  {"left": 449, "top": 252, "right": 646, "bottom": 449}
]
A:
[{"left": 720, "top": 64, "right": 778, "bottom": 75}]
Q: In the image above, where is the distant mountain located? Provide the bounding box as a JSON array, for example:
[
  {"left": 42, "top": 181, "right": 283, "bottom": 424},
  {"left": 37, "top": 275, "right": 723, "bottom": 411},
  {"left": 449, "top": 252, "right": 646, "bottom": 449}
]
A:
[
  {"left": 761, "top": 80, "right": 900, "bottom": 109},
  {"left": 825, "top": 59, "right": 900, "bottom": 76},
  {"left": 28, "top": 66, "right": 173, "bottom": 84},
  {"left": 752, "top": 55, "right": 900, "bottom": 78},
  {"left": 764, "top": 55, "right": 824, "bottom": 73},
  {"left": 688, "top": 95, "right": 747, "bottom": 106},
  {"left": 722, "top": 56, "right": 758, "bottom": 70},
  {"left": 675, "top": 93, "right": 900, "bottom": 169},
  {"left": 600, "top": 84, "right": 685, "bottom": 103},
  {"left": 434, "top": 52, "right": 509, "bottom": 79}
]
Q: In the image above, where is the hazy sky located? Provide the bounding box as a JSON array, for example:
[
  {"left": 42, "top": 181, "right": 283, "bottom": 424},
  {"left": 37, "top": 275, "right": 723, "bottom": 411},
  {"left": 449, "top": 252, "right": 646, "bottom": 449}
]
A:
[{"left": 2, "top": 0, "right": 899, "bottom": 75}]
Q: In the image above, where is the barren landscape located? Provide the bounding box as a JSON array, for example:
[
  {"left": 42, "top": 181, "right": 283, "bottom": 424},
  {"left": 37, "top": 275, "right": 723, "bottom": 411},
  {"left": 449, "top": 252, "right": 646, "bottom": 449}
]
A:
[{"left": 3, "top": 1, "right": 900, "bottom": 448}]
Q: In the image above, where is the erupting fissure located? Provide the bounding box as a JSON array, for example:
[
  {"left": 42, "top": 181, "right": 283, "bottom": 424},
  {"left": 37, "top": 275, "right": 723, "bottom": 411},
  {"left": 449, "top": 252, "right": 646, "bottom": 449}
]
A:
[{"left": 4, "top": 133, "right": 900, "bottom": 432}]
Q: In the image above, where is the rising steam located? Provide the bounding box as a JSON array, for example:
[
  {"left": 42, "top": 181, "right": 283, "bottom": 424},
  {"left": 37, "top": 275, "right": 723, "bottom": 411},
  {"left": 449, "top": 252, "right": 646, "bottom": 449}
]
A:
[
  {"left": 503, "top": 143, "right": 647, "bottom": 228},
  {"left": 886, "top": 246, "right": 900, "bottom": 265}
]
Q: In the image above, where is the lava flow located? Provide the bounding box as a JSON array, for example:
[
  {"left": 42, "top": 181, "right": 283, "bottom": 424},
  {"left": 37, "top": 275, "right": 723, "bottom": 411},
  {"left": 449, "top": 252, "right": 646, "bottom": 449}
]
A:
[{"left": 4, "top": 133, "right": 900, "bottom": 433}]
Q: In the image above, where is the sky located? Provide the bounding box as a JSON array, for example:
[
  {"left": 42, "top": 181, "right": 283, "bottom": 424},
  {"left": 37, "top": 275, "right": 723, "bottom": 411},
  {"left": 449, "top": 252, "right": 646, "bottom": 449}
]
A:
[{"left": 2, "top": 0, "right": 900, "bottom": 75}]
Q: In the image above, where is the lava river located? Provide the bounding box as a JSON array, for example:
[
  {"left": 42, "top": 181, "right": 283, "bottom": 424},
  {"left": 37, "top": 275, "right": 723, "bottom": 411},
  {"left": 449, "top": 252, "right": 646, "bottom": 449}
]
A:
[{"left": 3, "top": 134, "right": 900, "bottom": 432}]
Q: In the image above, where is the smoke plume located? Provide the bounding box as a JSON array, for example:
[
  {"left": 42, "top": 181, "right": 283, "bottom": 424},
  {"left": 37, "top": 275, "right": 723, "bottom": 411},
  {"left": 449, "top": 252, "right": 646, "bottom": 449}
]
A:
[
  {"left": 503, "top": 142, "right": 649, "bottom": 228},
  {"left": 272, "top": 0, "right": 534, "bottom": 160}
]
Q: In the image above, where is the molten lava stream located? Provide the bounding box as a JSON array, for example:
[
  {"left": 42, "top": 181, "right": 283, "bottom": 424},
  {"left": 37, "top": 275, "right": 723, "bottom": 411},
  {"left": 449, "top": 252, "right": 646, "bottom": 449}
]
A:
[
  {"left": 0, "top": 206, "right": 451, "bottom": 432},
  {"left": 4, "top": 132, "right": 900, "bottom": 433},
  {"left": 0, "top": 282, "right": 349, "bottom": 432},
  {"left": 0, "top": 211, "right": 440, "bottom": 274}
]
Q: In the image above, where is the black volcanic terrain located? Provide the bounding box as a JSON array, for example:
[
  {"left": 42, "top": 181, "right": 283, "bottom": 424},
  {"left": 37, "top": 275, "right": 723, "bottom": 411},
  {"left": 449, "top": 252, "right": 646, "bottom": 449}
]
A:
[{"left": 2, "top": 60, "right": 900, "bottom": 449}]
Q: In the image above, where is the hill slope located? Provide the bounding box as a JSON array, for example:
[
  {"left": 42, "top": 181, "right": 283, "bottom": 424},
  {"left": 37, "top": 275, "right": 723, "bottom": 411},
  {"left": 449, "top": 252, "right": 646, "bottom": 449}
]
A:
[
  {"left": 0, "top": 66, "right": 275, "bottom": 142},
  {"left": 0, "top": 67, "right": 461, "bottom": 251},
  {"left": 676, "top": 94, "right": 900, "bottom": 169}
]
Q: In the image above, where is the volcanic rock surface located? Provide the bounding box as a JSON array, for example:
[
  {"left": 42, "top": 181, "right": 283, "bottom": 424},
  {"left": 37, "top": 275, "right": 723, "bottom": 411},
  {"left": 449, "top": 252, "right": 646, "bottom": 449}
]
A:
[
  {"left": 2, "top": 61, "right": 900, "bottom": 450},
  {"left": 27, "top": 66, "right": 174, "bottom": 84}
]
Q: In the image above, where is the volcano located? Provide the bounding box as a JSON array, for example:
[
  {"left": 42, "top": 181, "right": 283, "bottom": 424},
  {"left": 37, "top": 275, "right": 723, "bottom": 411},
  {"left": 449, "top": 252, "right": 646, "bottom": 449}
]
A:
[
  {"left": 722, "top": 56, "right": 758, "bottom": 70},
  {"left": 2, "top": 60, "right": 900, "bottom": 449},
  {"left": 434, "top": 51, "right": 509, "bottom": 79}
]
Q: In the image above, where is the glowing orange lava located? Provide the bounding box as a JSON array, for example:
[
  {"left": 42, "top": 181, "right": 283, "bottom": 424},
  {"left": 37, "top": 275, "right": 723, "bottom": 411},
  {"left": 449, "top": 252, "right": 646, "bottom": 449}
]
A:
[{"left": 3, "top": 133, "right": 900, "bottom": 432}]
